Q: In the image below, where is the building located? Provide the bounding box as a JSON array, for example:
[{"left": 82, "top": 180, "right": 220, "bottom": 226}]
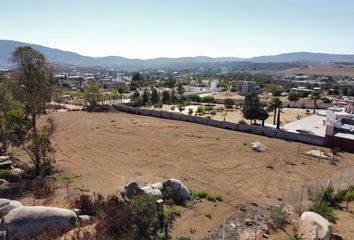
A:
[
  {"left": 325, "top": 118, "right": 354, "bottom": 152},
  {"left": 326, "top": 105, "right": 354, "bottom": 122},
  {"left": 237, "top": 81, "right": 260, "bottom": 95}
]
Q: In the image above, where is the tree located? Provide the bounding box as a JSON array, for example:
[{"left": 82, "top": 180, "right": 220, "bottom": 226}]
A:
[
  {"left": 258, "top": 108, "right": 269, "bottom": 127},
  {"left": 12, "top": 46, "right": 55, "bottom": 176},
  {"left": 130, "top": 72, "right": 142, "bottom": 91},
  {"left": 142, "top": 89, "right": 150, "bottom": 105},
  {"left": 161, "top": 90, "right": 171, "bottom": 104},
  {"left": 0, "top": 82, "right": 24, "bottom": 154},
  {"left": 288, "top": 92, "right": 299, "bottom": 101},
  {"left": 151, "top": 88, "right": 160, "bottom": 104},
  {"left": 84, "top": 81, "right": 101, "bottom": 108},
  {"left": 187, "top": 93, "right": 201, "bottom": 102},
  {"left": 223, "top": 98, "right": 235, "bottom": 109},
  {"left": 170, "top": 89, "right": 177, "bottom": 104},
  {"left": 268, "top": 97, "right": 283, "bottom": 128},
  {"left": 311, "top": 90, "right": 321, "bottom": 114},
  {"left": 242, "top": 91, "right": 261, "bottom": 124}
]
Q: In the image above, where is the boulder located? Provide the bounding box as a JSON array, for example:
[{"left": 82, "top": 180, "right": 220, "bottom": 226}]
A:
[
  {"left": 151, "top": 182, "right": 163, "bottom": 190},
  {"left": 9, "top": 168, "right": 25, "bottom": 182},
  {"left": 251, "top": 142, "right": 267, "bottom": 152},
  {"left": 299, "top": 211, "right": 331, "bottom": 240},
  {"left": 0, "top": 200, "right": 23, "bottom": 218},
  {"left": 3, "top": 206, "right": 78, "bottom": 240},
  {"left": 121, "top": 181, "right": 139, "bottom": 199},
  {"left": 0, "top": 156, "right": 9, "bottom": 161},
  {"left": 139, "top": 185, "right": 153, "bottom": 193},
  {"left": 163, "top": 179, "right": 191, "bottom": 203},
  {"left": 0, "top": 179, "right": 8, "bottom": 185},
  {"left": 145, "top": 189, "right": 163, "bottom": 199},
  {"left": 0, "top": 160, "right": 13, "bottom": 170},
  {"left": 0, "top": 198, "right": 10, "bottom": 208}
]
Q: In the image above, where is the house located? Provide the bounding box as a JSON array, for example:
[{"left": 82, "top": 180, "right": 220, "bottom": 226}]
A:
[
  {"left": 325, "top": 118, "right": 354, "bottom": 152},
  {"left": 237, "top": 81, "right": 260, "bottom": 95}
]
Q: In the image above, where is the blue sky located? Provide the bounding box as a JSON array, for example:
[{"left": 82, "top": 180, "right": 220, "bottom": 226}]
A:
[{"left": 1, "top": 0, "right": 354, "bottom": 59}]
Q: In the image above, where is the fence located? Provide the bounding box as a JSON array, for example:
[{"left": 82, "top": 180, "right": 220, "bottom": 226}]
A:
[
  {"left": 113, "top": 104, "right": 325, "bottom": 146},
  {"left": 205, "top": 162, "right": 354, "bottom": 239}
]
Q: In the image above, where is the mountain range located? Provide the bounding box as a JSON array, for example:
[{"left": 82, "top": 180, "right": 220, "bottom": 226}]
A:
[{"left": 1, "top": 40, "right": 354, "bottom": 69}]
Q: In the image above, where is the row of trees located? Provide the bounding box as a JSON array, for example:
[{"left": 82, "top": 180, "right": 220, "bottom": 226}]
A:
[
  {"left": 0, "top": 46, "right": 56, "bottom": 176},
  {"left": 130, "top": 84, "right": 186, "bottom": 107}
]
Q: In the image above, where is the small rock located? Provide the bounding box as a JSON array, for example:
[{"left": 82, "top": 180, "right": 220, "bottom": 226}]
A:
[
  {"left": 78, "top": 215, "right": 94, "bottom": 226},
  {"left": 9, "top": 168, "right": 25, "bottom": 182},
  {"left": 72, "top": 208, "right": 81, "bottom": 215},
  {"left": 263, "top": 233, "right": 269, "bottom": 239},
  {"left": 251, "top": 142, "right": 267, "bottom": 152},
  {"left": 0, "top": 179, "right": 8, "bottom": 185},
  {"left": 262, "top": 224, "right": 270, "bottom": 234},
  {"left": 244, "top": 218, "right": 254, "bottom": 226},
  {"left": 151, "top": 182, "right": 163, "bottom": 190},
  {"left": 0, "top": 160, "right": 13, "bottom": 170},
  {"left": 0, "top": 156, "right": 10, "bottom": 161}
]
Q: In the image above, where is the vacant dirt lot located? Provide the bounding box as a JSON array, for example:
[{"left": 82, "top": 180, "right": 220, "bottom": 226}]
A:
[{"left": 42, "top": 111, "right": 354, "bottom": 238}]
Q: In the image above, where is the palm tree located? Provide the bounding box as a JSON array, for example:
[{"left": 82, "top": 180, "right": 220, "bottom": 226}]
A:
[
  {"left": 311, "top": 91, "right": 321, "bottom": 114},
  {"left": 268, "top": 97, "right": 283, "bottom": 128}
]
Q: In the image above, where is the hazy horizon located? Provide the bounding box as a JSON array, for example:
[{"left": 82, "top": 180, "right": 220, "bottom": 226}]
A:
[{"left": 2, "top": 0, "right": 354, "bottom": 59}]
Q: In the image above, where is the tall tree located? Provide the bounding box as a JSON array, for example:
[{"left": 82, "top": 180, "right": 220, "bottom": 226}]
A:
[
  {"left": 242, "top": 91, "right": 261, "bottom": 124},
  {"left": 268, "top": 97, "right": 282, "bottom": 128},
  {"left": 84, "top": 81, "right": 101, "bottom": 108},
  {"left": 258, "top": 108, "right": 269, "bottom": 127},
  {"left": 12, "top": 46, "right": 55, "bottom": 176},
  {"left": 161, "top": 90, "right": 171, "bottom": 104},
  {"left": 0, "top": 82, "right": 24, "bottom": 154},
  {"left": 311, "top": 90, "right": 321, "bottom": 114},
  {"left": 170, "top": 89, "right": 177, "bottom": 104},
  {"left": 150, "top": 87, "right": 160, "bottom": 104},
  {"left": 142, "top": 89, "right": 150, "bottom": 105}
]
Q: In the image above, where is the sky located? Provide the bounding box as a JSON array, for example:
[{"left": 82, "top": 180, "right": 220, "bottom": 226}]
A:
[{"left": 1, "top": 0, "right": 354, "bottom": 59}]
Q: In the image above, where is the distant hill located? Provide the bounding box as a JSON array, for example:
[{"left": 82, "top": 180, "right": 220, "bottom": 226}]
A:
[{"left": 1, "top": 40, "right": 354, "bottom": 69}]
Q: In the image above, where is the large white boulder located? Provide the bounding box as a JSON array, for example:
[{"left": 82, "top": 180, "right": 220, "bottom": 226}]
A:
[
  {"left": 0, "top": 200, "right": 23, "bottom": 218},
  {"left": 3, "top": 206, "right": 77, "bottom": 240},
  {"left": 299, "top": 211, "right": 331, "bottom": 240},
  {"left": 0, "top": 198, "right": 10, "bottom": 208},
  {"left": 251, "top": 142, "right": 267, "bottom": 152},
  {"left": 163, "top": 179, "right": 191, "bottom": 204}
]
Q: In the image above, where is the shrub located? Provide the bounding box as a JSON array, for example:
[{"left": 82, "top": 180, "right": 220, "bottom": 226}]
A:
[
  {"left": 191, "top": 190, "right": 223, "bottom": 202},
  {"left": 188, "top": 108, "right": 194, "bottom": 115},
  {"left": 33, "top": 178, "right": 55, "bottom": 199},
  {"left": 201, "top": 95, "right": 215, "bottom": 103},
  {"left": 322, "top": 97, "right": 332, "bottom": 104},
  {"left": 165, "top": 205, "right": 181, "bottom": 220},
  {"left": 204, "top": 105, "right": 214, "bottom": 112},
  {"left": 187, "top": 94, "right": 201, "bottom": 102},
  {"left": 177, "top": 235, "right": 191, "bottom": 240},
  {"left": 131, "top": 193, "right": 159, "bottom": 239},
  {"left": 309, "top": 201, "right": 337, "bottom": 223},
  {"left": 196, "top": 105, "right": 205, "bottom": 114},
  {"left": 288, "top": 93, "right": 300, "bottom": 101},
  {"left": 238, "top": 119, "right": 247, "bottom": 125},
  {"left": 271, "top": 203, "right": 287, "bottom": 228},
  {"left": 0, "top": 169, "right": 11, "bottom": 180},
  {"left": 224, "top": 98, "right": 235, "bottom": 109}
]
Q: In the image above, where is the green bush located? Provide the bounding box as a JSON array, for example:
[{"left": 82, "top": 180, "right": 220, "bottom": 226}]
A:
[
  {"left": 201, "top": 95, "right": 215, "bottom": 103},
  {"left": 271, "top": 203, "right": 287, "bottom": 228},
  {"left": 288, "top": 92, "right": 300, "bottom": 101},
  {"left": 196, "top": 105, "right": 205, "bottom": 114},
  {"left": 0, "top": 169, "right": 11, "bottom": 180},
  {"left": 191, "top": 190, "right": 223, "bottom": 202},
  {"left": 309, "top": 202, "right": 338, "bottom": 223},
  {"left": 177, "top": 235, "right": 191, "bottom": 240},
  {"left": 187, "top": 94, "right": 201, "bottom": 102},
  {"left": 224, "top": 98, "right": 235, "bottom": 109}
]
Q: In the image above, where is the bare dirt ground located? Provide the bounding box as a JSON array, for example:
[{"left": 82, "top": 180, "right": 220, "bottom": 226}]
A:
[
  {"left": 16, "top": 111, "right": 354, "bottom": 239},
  {"left": 279, "top": 63, "right": 354, "bottom": 77}
]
